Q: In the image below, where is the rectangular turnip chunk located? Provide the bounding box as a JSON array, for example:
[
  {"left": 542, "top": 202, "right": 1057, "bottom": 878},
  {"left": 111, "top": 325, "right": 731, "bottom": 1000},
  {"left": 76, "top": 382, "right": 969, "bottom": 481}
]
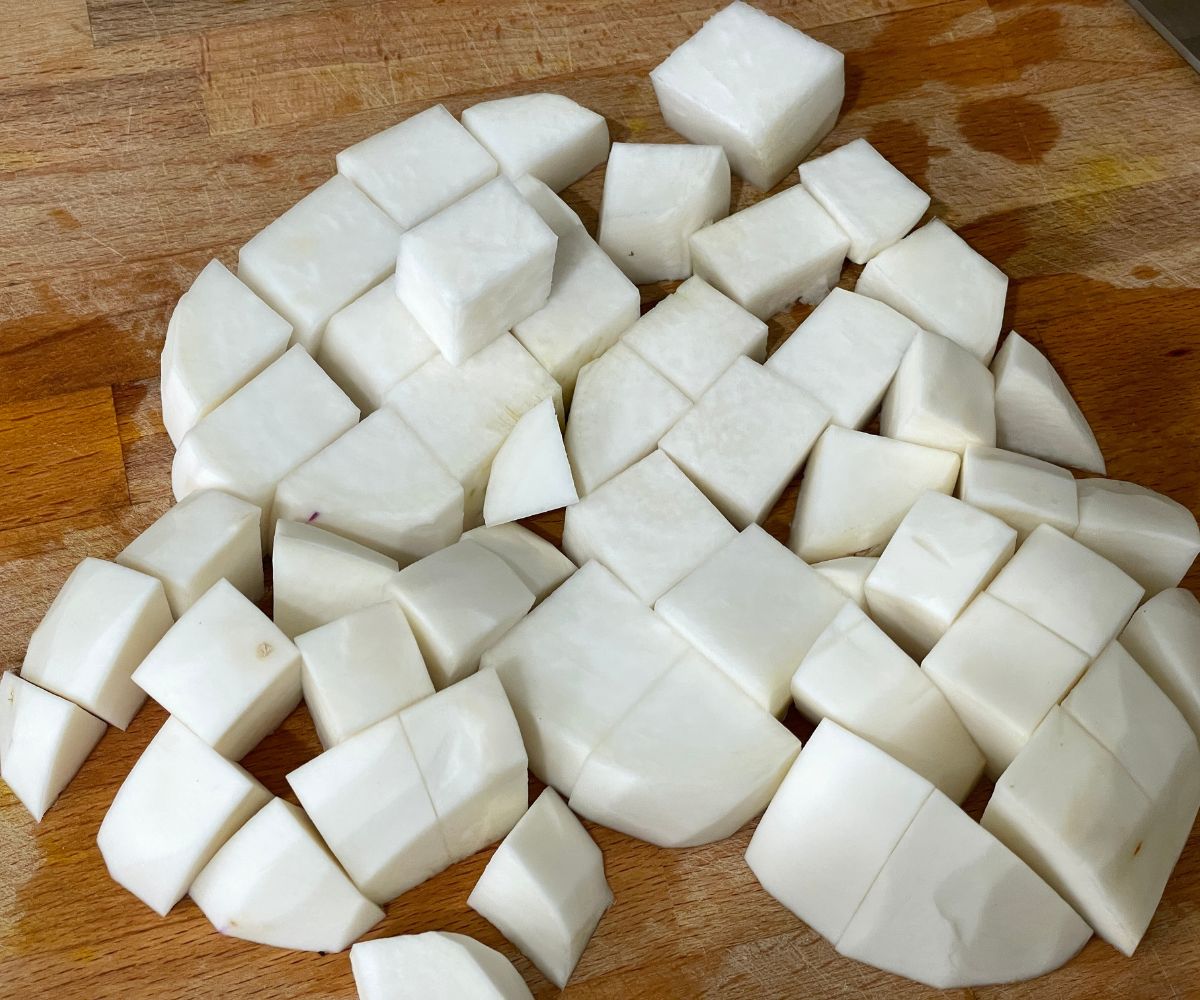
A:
[
  {"left": 1121, "top": 588, "right": 1200, "bottom": 738},
  {"left": 395, "top": 176, "right": 557, "bottom": 365},
  {"left": 650, "top": 1, "right": 844, "bottom": 190},
  {"left": 689, "top": 184, "right": 849, "bottom": 320},
  {"left": 238, "top": 175, "right": 403, "bottom": 354},
  {"left": 957, "top": 446, "right": 1079, "bottom": 542},
  {"left": 336, "top": 104, "right": 498, "bottom": 229}
]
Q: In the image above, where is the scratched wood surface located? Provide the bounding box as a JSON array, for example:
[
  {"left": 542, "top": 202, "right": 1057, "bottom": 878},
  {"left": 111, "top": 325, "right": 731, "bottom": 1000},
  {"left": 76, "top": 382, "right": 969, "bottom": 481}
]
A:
[{"left": 2, "top": 0, "right": 1200, "bottom": 997}]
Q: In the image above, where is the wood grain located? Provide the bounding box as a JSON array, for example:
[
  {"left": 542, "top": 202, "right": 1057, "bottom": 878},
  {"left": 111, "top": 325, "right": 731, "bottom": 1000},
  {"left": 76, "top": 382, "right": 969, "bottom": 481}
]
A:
[{"left": 2, "top": 1, "right": 1200, "bottom": 997}]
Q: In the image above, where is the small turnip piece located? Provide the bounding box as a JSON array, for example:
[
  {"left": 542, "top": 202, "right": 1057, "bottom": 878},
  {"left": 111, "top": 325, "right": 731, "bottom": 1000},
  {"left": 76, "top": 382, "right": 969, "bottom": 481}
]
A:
[
  {"left": 463, "top": 523, "right": 576, "bottom": 604},
  {"left": 957, "top": 446, "right": 1078, "bottom": 542},
  {"left": 812, "top": 556, "right": 877, "bottom": 608},
  {"left": 484, "top": 398, "right": 578, "bottom": 526},
  {"left": 350, "top": 932, "right": 533, "bottom": 1000},
  {"left": 1121, "top": 588, "right": 1200, "bottom": 738}
]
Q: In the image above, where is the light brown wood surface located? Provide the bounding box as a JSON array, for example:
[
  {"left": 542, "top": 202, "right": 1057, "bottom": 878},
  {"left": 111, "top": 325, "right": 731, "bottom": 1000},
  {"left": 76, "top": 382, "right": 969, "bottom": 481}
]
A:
[{"left": 3, "top": 0, "right": 1200, "bottom": 997}]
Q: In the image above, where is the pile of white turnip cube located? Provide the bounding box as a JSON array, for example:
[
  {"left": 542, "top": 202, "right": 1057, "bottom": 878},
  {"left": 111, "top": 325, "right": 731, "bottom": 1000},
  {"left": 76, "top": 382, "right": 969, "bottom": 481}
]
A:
[{"left": 4, "top": 1, "right": 1200, "bottom": 995}]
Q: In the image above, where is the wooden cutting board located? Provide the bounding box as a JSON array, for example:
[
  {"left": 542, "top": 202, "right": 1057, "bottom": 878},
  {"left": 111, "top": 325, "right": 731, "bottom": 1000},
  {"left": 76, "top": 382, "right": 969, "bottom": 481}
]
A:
[{"left": 2, "top": 1, "right": 1199, "bottom": 997}]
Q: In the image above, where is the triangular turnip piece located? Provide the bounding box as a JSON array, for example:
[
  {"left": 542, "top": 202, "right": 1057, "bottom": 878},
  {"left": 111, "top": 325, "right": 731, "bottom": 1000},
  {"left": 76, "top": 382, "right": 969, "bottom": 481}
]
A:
[
  {"left": 463, "top": 523, "right": 576, "bottom": 604},
  {"left": 484, "top": 399, "right": 579, "bottom": 526},
  {"left": 351, "top": 932, "right": 532, "bottom": 1000},
  {"left": 1121, "top": 588, "right": 1200, "bottom": 738}
]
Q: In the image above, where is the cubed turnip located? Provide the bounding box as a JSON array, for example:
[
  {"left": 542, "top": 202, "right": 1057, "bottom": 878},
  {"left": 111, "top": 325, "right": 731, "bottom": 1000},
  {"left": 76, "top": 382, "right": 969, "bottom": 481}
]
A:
[
  {"left": 957, "top": 446, "right": 1079, "bottom": 542},
  {"left": 1121, "top": 588, "right": 1200, "bottom": 738},
  {"left": 463, "top": 523, "right": 576, "bottom": 605},
  {"left": 514, "top": 173, "right": 588, "bottom": 239},
  {"left": 812, "top": 555, "right": 877, "bottom": 609},
  {"left": 351, "top": 933, "right": 533, "bottom": 1000},
  {"left": 484, "top": 398, "right": 578, "bottom": 526}
]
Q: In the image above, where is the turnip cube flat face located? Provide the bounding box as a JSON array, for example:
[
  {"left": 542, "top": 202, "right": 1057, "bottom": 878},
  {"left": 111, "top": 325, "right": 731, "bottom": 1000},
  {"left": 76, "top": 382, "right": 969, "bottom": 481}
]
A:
[
  {"left": 958, "top": 446, "right": 1079, "bottom": 542},
  {"left": 812, "top": 556, "right": 877, "bottom": 609},
  {"left": 0, "top": 672, "right": 106, "bottom": 822},
  {"left": 650, "top": 1, "right": 844, "bottom": 190},
  {"left": 335, "top": 104, "right": 498, "bottom": 229},
  {"left": 395, "top": 176, "right": 557, "bottom": 365},
  {"left": 482, "top": 561, "right": 690, "bottom": 793},
  {"left": 271, "top": 521, "right": 399, "bottom": 638},
  {"left": 512, "top": 226, "right": 640, "bottom": 403},
  {"left": 190, "top": 797, "right": 383, "bottom": 953},
  {"left": 562, "top": 450, "right": 737, "bottom": 605},
  {"left": 463, "top": 524, "right": 576, "bottom": 605},
  {"left": 171, "top": 346, "right": 360, "bottom": 549},
  {"left": 484, "top": 398, "right": 579, "bottom": 526},
  {"left": 161, "top": 260, "right": 292, "bottom": 445},
  {"left": 117, "top": 489, "right": 264, "bottom": 618},
  {"left": 789, "top": 426, "right": 960, "bottom": 563},
  {"left": 287, "top": 716, "right": 450, "bottom": 905},
  {"left": 881, "top": 329, "right": 996, "bottom": 455},
  {"left": 273, "top": 408, "right": 463, "bottom": 566},
  {"left": 132, "top": 580, "right": 302, "bottom": 760},
  {"left": 766, "top": 288, "right": 917, "bottom": 430},
  {"left": 351, "top": 933, "right": 533, "bottom": 1000},
  {"left": 660, "top": 357, "right": 830, "bottom": 529},
  {"left": 922, "top": 593, "right": 1091, "bottom": 779},
  {"left": 97, "top": 717, "right": 270, "bottom": 915},
  {"left": 315, "top": 280, "right": 437, "bottom": 413},
  {"left": 564, "top": 343, "right": 691, "bottom": 497},
  {"left": 569, "top": 650, "right": 800, "bottom": 847},
  {"left": 837, "top": 790, "right": 1091, "bottom": 989},
  {"left": 992, "top": 331, "right": 1105, "bottom": 473},
  {"left": 597, "top": 142, "right": 730, "bottom": 283},
  {"left": 295, "top": 602, "right": 433, "bottom": 750},
  {"left": 237, "top": 176, "right": 402, "bottom": 353},
  {"left": 622, "top": 275, "right": 767, "bottom": 402},
  {"left": 799, "top": 139, "right": 930, "bottom": 265},
  {"left": 462, "top": 93, "right": 609, "bottom": 192},
  {"left": 790, "top": 604, "right": 984, "bottom": 803},
  {"left": 865, "top": 493, "right": 1016, "bottom": 658},
  {"left": 468, "top": 788, "right": 612, "bottom": 989},
  {"left": 399, "top": 670, "right": 528, "bottom": 862},
  {"left": 515, "top": 174, "right": 587, "bottom": 239},
  {"left": 387, "top": 539, "right": 534, "bottom": 689},
  {"left": 856, "top": 219, "right": 1007, "bottom": 363},
  {"left": 22, "top": 558, "right": 172, "bottom": 729},
  {"left": 1074, "top": 479, "right": 1200, "bottom": 595},
  {"left": 745, "top": 719, "right": 933, "bottom": 943},
  {"left": 1121, "top": 589, "right": 1200, "bottom": 738},
  {"left": 654, "top": 525, "right": 847, "bottom": 716},
  {"left": 689, "top": 184, "right": 849, "bottom": 320},
  {"left": 386, "top": 334, "right": 562, "bottom": 527},
  {"left": 987, "top": 524, "right": 1144, "bottom": 657}
]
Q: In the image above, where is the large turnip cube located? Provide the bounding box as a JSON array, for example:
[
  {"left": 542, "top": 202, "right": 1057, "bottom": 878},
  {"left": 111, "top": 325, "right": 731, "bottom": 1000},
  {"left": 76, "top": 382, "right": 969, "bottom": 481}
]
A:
[
  {"left": 766, "top": 288, "right": 917, "bottom": 430},
  {"left": 463, "top": 523, "right": 576, "bottom": 605},
  {"left": 335, "top": 104, "right": 498, "bottom": 229},
  {"left": 22, "top": 558, "right": 172, "bottom": 729},
  {"left": 1121, "top": 588, "right": 1200, "bottom": 738},
  {"left": 563, "top": 450, "right": 736, "bottom": 604},
  {"left": 97, "top": 717, "right": 270, "bottom": 915},
  {"left": 622, "top": 275, "right": 767, "bottom": 401},
  {"left": 650, "top": 1, "right": 844, "bottom": 190},
  {"left": 659, "top": 357, "right": 829, "bottom": 528},
  {"left": 957, "top": 446, "right": 1079, "bottom": 542},
  {"left": 171, "top": 346, "right": 359, "bottom": 549},
  {"left": 856, "top": 218, "right": 1007, "bottom": 363},
  {"left": 395, "top": 176, "right": 557, "bottom": 365},
  {"left": 161, "top": 260, "right": 292, "bottom": 445},
  {"left": 238, "top": 175, "right": 402, "bottom": 353},
  {"left": 468, "top": 788, "right": 611, "bottom": 989},
  {"left": 117, "top": 490, "right": 263, "bottom": 617},
  {"left": 132, "top": 580, "right": 302, "bottom": 760},
  {"left": 351, "top": 933, "right": 533, "bottom": 1000},
  {"left": 484, "top": 398, "right": 578, "bottom": 527},
  {"left": 798, "top": 138, "right": 930, "bottom": 264},
  {"left": 388, "top": 539, "right": 534, "bottom": 689},
  {"left": 273, "top": 408, "right": 463, "bottom": 566},
  {"left": 689, "top": 184, "right": 849, "bottom": 320},
  {"left": 462, "top": 93, "right": 609, "bottom": 192},
  {"left": 597, "top": 142, "right": 730, "bottom": 283}
]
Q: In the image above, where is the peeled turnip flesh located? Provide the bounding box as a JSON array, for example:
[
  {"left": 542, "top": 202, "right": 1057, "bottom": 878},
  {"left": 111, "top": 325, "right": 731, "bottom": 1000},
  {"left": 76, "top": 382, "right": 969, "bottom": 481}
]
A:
[
  {"left": 1121, "top": 587, "right": 1200, "bottom": 738},
  {"left": 463, "top": 523, "right": 577, "bottom": 604},
  {"left": 812, "top": 556, "right": 877, "bottom": 608},
  {"left": 957, "top": 446, "right": 1078, "bottom": 542},
  {"left": 484, "top": 398, "right": 578, "bottom": 527},
  {"left": 350, "top": 932, "right": 533, "bottom": 1000}
]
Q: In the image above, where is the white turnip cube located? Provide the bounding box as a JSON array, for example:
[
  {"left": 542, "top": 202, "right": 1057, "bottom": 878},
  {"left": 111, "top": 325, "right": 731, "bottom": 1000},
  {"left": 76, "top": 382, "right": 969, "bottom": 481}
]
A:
[
  {"left": 132, "top": 580, "right": 302, "bottom": 760},
  {"left": 395, "top": 176, "right": 557, "bottom": 365},
  {"left": 515, "top": 173, "right": 588, "bottom": 239},
  {"left": 1121, "top": 588, "right": 1200, "bottom": 738},
  {"left": 462, "top": 93, "right": 609, "bottom": 192},
  {"left": 798, "top": 138, "right": 930, "bottom": 264},
  {"left": 117, "top": 490, "right": 263, "bottom": 618},
  {"left": 336, "top": 104, "right": 498, "bottom": 229},
  {"left": 484, "top": 398, "right": 578, "bottom": 526},
  {"left": 97, "top": 717, "right": 270, "bottom": 915},
  {"left": 856, "top": 218, "right": 1007, "bottom": 363},
  {"left": 766, "top": 288, "right": 917, "bottom": 429},
  {"left": 351, "top": 933, "right": 533, "bottom": 1000},
  {"left": 562, "top": 450, "right": 736, "bottom": 604},
  {"left": 597, "top": 142, "right": 730, "bottom": 283},
  {"left": 238, "top": 175, "right": 402, "bottom": 353},
  {"left": 689, "top": 184, "right": 849, "bottom": 320},
  {"left": 387, "top": 539, "right": 534, "bottom": 689},
  {"left": 273, "top": 408, "right": 464, "bottom": 565},
  {"left": 812, "top": 556, "right": 876, "bottom": 609},
  {"left": 659, "top": 357, "right": 830, "bottom": 528},
  {"left": 22, "top": 558, "right": 172, "bottom": 729},
  {"left": 650, "top": 1, "right": 844, "bottom": 190},
  {"left": 958, "top": 446, "right": 1079, "bottom": 542},
  {"left": 463, "top": 523, "right": 576, "bottom": 605},
  {"left": 161, "top": 260, "right": 291, "bottom": 444}
]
